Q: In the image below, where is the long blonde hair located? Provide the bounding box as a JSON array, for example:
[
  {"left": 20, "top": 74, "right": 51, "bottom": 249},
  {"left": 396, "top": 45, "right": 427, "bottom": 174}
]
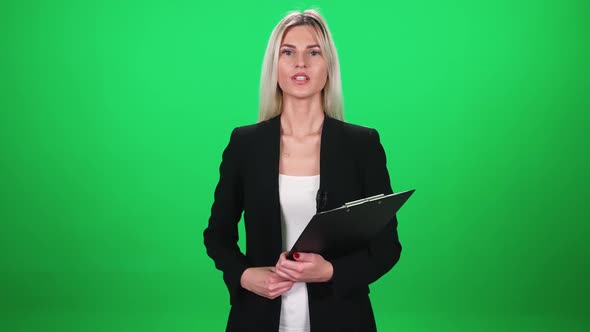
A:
[{"left": 258, "top": 9, "right": 344, "bottom": 122}]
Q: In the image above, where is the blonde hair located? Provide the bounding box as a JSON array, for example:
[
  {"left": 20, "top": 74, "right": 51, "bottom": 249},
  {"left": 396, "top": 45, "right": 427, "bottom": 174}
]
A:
[{"left": 258, "top": 9, "right": 344, "bottom": 122}]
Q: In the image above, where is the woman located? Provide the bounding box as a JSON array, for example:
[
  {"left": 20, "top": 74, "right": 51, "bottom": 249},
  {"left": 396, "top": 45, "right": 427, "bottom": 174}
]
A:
[{"left": 203, "top": 9, "right": 402, "bottom": 332}]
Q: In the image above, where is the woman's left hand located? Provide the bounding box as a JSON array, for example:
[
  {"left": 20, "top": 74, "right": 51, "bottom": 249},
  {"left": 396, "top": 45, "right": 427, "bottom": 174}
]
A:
[{"left": 275, "top": 252, "right": 334, "bottom": 283}]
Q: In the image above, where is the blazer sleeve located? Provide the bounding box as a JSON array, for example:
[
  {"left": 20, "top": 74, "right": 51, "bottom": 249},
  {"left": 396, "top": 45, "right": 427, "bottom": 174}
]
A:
[
  {"left": 329, "top": 128, "right": 402, "bottom": 297},
  {"left": 203, "top": 128, "right": 250, "bottom": 305}
]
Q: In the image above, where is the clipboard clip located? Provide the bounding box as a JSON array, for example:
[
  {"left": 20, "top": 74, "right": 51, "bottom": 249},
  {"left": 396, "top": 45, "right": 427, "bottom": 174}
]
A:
[{"left": 344, "top": 194, "right": 385, "bottom": 208}]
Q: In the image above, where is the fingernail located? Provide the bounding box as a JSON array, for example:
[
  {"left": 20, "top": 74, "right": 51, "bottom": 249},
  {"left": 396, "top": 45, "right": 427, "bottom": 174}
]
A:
[{"left": 293, "top": 253, "right": 300, "bottom": 259}]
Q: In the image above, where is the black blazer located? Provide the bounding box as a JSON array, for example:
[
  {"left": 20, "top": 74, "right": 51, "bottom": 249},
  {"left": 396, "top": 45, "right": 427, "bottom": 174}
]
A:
[{"left": 203, "top": 114, "right": 402, "bottom": 332}]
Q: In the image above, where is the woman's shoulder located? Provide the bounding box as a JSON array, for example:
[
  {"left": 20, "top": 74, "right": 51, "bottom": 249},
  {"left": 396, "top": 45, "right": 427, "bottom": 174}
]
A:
[
  {"left": 229, "top": 116, "right": 278, "bottom": 141},
  {"left": 223, "top": 116, "right": 281, "bottom": 156},
  {"left": 334, "top": 118, "right": 377, "bottom": 135},
  {"left": 327, "top": 116, "right": 380, "bottom": 145}
]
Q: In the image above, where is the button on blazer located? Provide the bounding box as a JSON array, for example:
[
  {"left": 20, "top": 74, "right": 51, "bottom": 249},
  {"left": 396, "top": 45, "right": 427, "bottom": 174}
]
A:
[{"left": 203, "top": 114, "right": 402, "bottom": 332}]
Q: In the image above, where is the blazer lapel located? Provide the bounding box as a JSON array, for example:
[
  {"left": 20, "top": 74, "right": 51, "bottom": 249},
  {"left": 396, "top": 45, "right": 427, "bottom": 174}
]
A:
[{"left": 318, "top": 115, "right": 343, "bottom": 212}]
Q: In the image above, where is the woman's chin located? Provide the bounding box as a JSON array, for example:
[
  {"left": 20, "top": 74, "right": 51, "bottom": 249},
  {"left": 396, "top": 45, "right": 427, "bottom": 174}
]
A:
[{"left": 282, "top": 90, "right": 322, "bottom": 100}]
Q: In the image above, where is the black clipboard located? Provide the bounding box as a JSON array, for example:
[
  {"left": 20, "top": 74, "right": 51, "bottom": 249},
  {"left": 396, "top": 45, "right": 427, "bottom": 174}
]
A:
[{"left": 287, "top": 189, "right": 415, "bottom": 260}]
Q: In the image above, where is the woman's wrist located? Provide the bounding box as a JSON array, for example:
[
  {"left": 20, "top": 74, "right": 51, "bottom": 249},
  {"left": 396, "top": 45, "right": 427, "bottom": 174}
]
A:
[{"left": 240, "top": 267, "right": 252, "bottom": 289}]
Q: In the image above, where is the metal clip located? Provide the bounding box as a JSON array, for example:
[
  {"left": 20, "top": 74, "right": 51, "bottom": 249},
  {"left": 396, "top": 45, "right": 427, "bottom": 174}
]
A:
[{"left": 344, "top": 194, "right": 385, "bottom": 208}]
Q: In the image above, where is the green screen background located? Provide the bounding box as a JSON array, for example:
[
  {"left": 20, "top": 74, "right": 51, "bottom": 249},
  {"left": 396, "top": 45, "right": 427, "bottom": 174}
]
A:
[{"left": 1, "top": 0, "right": 588, "bottom": 331}]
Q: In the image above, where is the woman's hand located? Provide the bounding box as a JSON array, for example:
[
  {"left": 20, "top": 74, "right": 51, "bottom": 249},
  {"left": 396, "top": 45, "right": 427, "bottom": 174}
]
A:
[
  {"left": 240, "top": 267, "right": 294, "bottom": 299},
  {"left": 275, "top": 252, "right": 334, "bottom": 283}
]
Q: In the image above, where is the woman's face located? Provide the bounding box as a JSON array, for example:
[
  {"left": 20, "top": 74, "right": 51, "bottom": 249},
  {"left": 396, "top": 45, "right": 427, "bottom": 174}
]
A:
[{"left": 277, "top": 25, "right": 328, "bottom": 100}]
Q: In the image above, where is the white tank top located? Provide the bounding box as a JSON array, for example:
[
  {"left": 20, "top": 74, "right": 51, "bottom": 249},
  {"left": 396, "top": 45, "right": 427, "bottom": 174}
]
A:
[{"left": 278, "top": 174, "right": 319, "bottom": 332}]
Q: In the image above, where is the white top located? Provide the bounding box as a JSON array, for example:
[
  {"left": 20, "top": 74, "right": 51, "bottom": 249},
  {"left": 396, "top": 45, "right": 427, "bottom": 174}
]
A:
[{"left": 278, "top": 174, "right": 319, "bottom": 332}]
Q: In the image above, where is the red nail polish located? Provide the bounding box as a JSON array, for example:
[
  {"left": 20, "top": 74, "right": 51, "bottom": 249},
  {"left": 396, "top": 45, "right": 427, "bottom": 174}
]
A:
[{"left": 293, "top": 253, "right": 300, "bottom": 259}]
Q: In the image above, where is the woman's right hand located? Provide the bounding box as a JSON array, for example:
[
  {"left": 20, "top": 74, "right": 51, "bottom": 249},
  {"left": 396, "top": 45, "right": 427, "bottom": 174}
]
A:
[{"left": 240, "top": 267, "right": 294, "bottom": 299}]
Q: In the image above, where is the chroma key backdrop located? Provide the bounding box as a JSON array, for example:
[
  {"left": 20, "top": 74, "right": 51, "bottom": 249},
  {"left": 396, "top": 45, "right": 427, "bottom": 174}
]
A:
[{"left": 1, "top": 0, "right": 588, "bottom": 331}]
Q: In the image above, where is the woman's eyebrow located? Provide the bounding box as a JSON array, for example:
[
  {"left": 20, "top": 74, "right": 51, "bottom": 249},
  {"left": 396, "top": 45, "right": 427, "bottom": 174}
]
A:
[{"left": 280, "top": 43, "right": 320, "bottom": 49}]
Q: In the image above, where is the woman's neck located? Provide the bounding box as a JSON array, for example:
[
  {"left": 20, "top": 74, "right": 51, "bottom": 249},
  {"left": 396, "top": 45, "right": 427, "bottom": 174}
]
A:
[{"left": 280, "top": 95, "right": 324, "bottom": 137}]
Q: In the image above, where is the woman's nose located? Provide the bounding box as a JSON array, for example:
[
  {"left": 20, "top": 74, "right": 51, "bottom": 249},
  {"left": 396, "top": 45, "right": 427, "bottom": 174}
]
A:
[{"left": 295, "top": 54, "right": 307, "bottom": 68}]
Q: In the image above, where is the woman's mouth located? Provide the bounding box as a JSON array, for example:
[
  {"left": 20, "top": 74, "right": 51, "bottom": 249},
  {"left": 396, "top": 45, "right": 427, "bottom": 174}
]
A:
[{"left": 291, "top": 72, "right": 310, "bottom": 84}]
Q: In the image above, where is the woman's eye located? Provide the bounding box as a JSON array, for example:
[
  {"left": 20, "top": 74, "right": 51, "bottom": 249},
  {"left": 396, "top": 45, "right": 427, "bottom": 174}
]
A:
[
  {"left": 281, "top": 49, "right": 294, "bottom": 56},
  {"left": 310, "top": 50, "right": 321, "bottom": 56}
]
